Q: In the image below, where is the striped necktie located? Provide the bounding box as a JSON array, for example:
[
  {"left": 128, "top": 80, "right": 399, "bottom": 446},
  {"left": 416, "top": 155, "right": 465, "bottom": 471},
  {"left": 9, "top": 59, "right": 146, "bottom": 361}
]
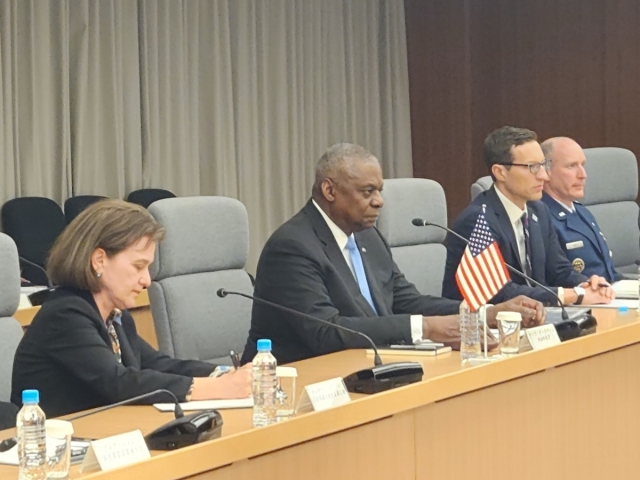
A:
[{"left": 520, "top": 212, "right": 533, "bottom": 279}]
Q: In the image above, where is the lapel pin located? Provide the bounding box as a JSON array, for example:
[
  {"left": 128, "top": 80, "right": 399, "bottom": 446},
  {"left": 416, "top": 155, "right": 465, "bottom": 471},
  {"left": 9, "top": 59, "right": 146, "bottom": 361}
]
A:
[
  {"left": 361, "top": 247, "right": 367, "bottom": 253},
  {"left": 531, "top": 213, "right": 538, "bottom": 222},
  {"left": 559, "top": 212, "right": 566, "bottom": 217}
]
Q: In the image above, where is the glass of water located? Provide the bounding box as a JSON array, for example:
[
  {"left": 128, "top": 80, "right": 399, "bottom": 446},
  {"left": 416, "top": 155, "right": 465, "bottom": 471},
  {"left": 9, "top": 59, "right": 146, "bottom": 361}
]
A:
[
  {"left": 45, "top": 420, "right": 74, "bottom": 479},
  {"left": 497, "top": 311, "right": 522, "bottom": 356}
]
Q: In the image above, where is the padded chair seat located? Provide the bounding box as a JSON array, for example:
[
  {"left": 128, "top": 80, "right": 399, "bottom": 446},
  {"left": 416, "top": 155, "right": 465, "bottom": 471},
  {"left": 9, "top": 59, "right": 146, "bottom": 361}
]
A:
[{"left": 377, "top": 178, "right": 448, "bottom": 296}]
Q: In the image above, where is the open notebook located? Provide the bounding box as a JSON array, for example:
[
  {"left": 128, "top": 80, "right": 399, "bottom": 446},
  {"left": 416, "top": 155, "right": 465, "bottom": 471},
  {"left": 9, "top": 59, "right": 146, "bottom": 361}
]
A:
[{"left": 612, "top": 279, "right": 639, "bottom": 299}]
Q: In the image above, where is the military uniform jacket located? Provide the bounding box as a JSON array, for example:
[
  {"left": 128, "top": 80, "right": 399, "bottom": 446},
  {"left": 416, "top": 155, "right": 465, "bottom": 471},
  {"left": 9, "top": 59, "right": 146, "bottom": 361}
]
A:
[{"left": 541, "top": 192, "right": 623, "bottom": 283}]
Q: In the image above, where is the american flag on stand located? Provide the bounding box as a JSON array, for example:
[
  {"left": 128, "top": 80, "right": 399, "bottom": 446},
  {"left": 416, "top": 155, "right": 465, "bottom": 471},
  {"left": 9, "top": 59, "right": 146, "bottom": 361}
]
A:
[{"left": 455, "top": 210, "right": 510, "bottom": 311}]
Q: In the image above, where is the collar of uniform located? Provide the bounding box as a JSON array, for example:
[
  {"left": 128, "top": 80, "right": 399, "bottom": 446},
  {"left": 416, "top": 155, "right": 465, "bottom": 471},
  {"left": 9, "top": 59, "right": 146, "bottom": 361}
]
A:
[
  {"left": 550, "top": 195, "right": 576, "bottom": 213},
  {"left": 312, "top": 199, "right": 350, "bottom": 252},
  {"left": 494, "top": 185, "right": 528, "bottom": 225}
]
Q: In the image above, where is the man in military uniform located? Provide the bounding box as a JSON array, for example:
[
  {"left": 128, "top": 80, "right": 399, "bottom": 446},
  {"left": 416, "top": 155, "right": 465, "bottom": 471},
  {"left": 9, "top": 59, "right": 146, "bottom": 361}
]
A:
[{"left": 540, "top": 137, "right": 623, "bottom": 283}]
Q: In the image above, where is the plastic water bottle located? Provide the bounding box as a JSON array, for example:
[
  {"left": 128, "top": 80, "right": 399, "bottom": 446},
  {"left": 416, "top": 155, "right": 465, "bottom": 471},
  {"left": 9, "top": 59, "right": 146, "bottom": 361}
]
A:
[
  {"left": 252, "top": 339, "right": 278, "bottom": 427},
  {"left": 460, "top": 301, "right": 481, "bottom": 364},
  {"left": 17, "top": 389, "right": 47, "bottom": 480}
]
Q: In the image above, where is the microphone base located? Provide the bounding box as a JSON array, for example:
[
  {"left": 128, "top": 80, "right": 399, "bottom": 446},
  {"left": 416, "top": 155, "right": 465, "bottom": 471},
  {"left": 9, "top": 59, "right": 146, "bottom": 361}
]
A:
[
  {"left": 545, "top": 307, "right": 597, "bottom": 341},
  {"left": 553, "top": 312, "right": 598, "bottom": 341},
  {"left": 144, "top": 411, "right": 223, "bottom": 450},
  {"left": 28, "top": 287, "right": 57, "bottom": 306},
  {"left": 343, "top": 361, "right": 424, "bottom": 394}
]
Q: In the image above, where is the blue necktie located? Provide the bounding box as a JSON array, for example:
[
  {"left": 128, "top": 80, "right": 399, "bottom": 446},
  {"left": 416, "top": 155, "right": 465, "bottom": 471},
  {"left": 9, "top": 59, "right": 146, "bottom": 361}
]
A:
[{"left": 346, "top": 236, "right": 377, "bottom": 313}]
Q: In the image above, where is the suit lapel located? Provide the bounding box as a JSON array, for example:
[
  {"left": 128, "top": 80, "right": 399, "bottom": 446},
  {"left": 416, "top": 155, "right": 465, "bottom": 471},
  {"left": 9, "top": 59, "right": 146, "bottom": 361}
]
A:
[
  {"left": 304, "top": 202, "right": 375, "bottom": 316},
  {"left": 525, "top": 208, "right": 545, "bottom": 281},
  {"left": 114, "top": 321, "right": 138, "bottom": 368},
  {"left": 571, "top": 206, "right": 605, "bottom": 254}
]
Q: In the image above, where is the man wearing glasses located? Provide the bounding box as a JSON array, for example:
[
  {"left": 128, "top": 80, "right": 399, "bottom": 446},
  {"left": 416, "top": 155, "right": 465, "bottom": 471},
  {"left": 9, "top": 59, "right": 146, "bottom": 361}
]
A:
[{"left": 442, "top": 126, "right": 613, "bottom": 306}]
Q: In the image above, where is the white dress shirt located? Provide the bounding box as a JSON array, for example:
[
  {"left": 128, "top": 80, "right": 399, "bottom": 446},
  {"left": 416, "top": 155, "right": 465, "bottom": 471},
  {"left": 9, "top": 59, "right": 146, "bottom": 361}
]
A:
[
  {"left": 494, "top": 186, "right": 528, "bottom": 272},
  {"left": 551, "top": 196, "right": 576, "bottom": 213},
  {"left": 494, "top": 187, "right": 565, "bottom": 301},
  {"left": 312, "top": 200, "right": 424, "bottom": 343}
]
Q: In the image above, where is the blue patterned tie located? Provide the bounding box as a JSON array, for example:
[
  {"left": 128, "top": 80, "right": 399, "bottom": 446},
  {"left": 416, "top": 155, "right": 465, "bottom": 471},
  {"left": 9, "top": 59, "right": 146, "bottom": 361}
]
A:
[{"left": 346, "top": 236, "right": 377, "bottom": 313}]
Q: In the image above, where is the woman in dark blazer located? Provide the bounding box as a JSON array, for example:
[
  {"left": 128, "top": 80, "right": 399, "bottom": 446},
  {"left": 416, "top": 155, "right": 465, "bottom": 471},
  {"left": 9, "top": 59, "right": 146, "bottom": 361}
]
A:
[{"left": 11, "top": 200, "right": 251, "bottom": 417}]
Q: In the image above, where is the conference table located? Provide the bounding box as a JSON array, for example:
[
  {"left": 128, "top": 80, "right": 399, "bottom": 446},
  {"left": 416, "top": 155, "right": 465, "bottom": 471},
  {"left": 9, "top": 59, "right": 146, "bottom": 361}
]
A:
[
  {"left": 1, "top": 307, "right": 639, "bottom": 479},
  {"left": 13, "top": 290, "right": 159, "bottom": 349}
]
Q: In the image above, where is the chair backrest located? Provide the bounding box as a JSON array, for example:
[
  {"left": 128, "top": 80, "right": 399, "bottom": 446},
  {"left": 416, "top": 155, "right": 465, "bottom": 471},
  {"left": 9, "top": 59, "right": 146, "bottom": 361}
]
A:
[
  {"left": 127, "top": 189, "right": 176, "bottom": 209},
  {"left": 0, "top": 233, "right": 25, "bottom": 401},
  {"left": 377, "top": 178, "right": 448, "bottom": 296},
  {"left": 1, "top": 197, "right": 66, "bottom": 285},
  {"left": 581, "top": 147, "right": 640, "bottom": 275},
  {"left": 148, "top": 197, "right": 253, "bottom": 364},
  {"left": 471, "top": 176, "right": 493, "bottom": 200},
  {"left": 64, "top": 195, "right": 106, "bottom": 224}
]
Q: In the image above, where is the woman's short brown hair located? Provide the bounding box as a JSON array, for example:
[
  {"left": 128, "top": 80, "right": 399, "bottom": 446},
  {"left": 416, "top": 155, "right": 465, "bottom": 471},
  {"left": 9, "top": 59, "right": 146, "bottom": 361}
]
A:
[{"left": 47, "top": 199, "right": 166, "bottom": 292}]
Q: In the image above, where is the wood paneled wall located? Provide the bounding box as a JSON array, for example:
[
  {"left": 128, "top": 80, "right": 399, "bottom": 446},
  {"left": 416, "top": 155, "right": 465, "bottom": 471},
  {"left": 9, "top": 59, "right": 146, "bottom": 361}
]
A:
[{"left": 405, "top": 0, "right": 640, "bottom": 222}]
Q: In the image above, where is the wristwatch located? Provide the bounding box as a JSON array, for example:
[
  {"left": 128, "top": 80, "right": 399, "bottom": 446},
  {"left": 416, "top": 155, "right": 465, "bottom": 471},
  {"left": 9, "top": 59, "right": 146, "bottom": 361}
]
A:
[{"left": 573, "top": 286, "right": 585, "bottom": 305}]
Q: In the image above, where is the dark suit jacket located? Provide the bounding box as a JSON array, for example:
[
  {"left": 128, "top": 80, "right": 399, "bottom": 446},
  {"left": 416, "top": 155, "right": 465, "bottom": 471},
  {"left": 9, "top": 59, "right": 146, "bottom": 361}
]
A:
[
  {"left": 0, "top": 401, "right": 18, "bottom": 430},
  {"left": 442, "top": 186, "right": 587, "bottom": 304},
  {"left": 11, "top": 288, "right": 215, "bottom": 417},
  {"left": 541, "top": 192, "right": 623, "bottom": 283},
  {"left": 241, "top": 200, "right": 461, "bottom": 365}
]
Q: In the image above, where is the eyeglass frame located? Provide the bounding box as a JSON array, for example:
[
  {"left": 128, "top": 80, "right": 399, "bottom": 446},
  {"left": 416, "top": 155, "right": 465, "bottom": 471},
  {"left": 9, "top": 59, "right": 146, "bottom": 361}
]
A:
[{"left": 495, "top": 159, "right": 551, "bottom": 174}]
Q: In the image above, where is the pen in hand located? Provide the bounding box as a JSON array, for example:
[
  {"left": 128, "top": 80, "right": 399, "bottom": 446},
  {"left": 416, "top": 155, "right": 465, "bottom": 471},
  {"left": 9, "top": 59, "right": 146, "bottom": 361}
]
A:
[{"left": 230, "top": 350, "right": 241, "bottom": 370}]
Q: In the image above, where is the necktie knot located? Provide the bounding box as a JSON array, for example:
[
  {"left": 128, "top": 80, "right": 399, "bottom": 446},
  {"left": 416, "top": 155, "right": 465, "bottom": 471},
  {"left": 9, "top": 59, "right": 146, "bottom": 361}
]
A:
[
  {"left": 520, "top": 212, "right": 528, "bottom": 227},
  {"left": 346, "top": 236, "right": 358, "bottom": 252}
]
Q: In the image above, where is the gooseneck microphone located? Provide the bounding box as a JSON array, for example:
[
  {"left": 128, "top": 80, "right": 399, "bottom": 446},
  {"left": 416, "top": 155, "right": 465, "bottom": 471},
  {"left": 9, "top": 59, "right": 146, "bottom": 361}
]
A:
[
  {"left": 0, "top": 389, "right": 223, "bottom": 452},
  {"left": 217, "top": 288, "right": 382, "bottom": 366},
  {"left": 411, "top": 218, "right": 570, "bottom": 321},
  {"left": 217, "top": 288, "right": 424, "bottom": 394},
  {"left": 18, "top": 256, "right": 53, "bottom": 289},
  {"left": 18, "top": 256, "right": 57, "bottom": 306}
]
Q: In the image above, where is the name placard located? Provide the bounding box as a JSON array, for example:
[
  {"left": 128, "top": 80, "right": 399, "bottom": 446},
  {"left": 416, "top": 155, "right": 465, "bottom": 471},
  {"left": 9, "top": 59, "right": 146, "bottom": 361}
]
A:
[
  {"left": 520, "top": 324, "right": 561, "bottom": 352},
  {"left": 81, "top": 430, "right": 150, "bottom": 473},
  {"left": 296, "top": 377, "right": 351, "bottom": 414}
]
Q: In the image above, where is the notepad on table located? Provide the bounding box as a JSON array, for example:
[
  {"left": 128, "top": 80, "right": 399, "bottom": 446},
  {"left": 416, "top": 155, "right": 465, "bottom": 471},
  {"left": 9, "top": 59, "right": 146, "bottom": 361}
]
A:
[
  {"left": 612, "top": 279, "right": 639, "bottom": 299},
  {"left": 153, "top": 397, "right": 254, "bottom": 413},
  {"left": 366, "top": 344, "right": 452, "bottom": 357}
]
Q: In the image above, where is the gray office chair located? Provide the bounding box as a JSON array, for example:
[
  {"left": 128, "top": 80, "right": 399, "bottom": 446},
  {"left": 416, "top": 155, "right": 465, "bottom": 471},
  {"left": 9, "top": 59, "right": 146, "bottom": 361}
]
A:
[
  {"left": 582, "top": 147, "right": 640, "bottom": 276},
  {"left": 148, "top": 197, "right": 253, "bottom": 364},
  {"left": 0, "top": 233, "right": 25, "bottom": 401},
  {"left": 470, "top": 176, "right": 493, "bottom": 200},
  {"left": 377, "top": 178, "right": 448, "bottom": 296}
]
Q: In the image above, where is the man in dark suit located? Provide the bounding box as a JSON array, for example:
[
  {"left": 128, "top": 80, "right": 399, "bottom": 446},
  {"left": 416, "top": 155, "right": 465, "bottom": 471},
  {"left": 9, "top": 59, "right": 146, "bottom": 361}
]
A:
[
  {"left": 242, "top": 143, "right": 545, "bottom": 365},
  {"left": 442, "top": 127, "right": 614, "bottom": 306},
  {"left": 540, "top": 137, "right": 623, "bottom": 283}
]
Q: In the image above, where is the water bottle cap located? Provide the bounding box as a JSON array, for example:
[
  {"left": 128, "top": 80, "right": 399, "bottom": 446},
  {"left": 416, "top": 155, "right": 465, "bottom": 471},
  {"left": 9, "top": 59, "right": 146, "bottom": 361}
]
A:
[
  {"left": 256, "top": 339, "right": 272, "bottom": 351},
  {"left": 618, "top": 306, "right": 629, "bottom": 313},
  {"left": 22, "top": 389, "right": 39, "bottom": 404}
]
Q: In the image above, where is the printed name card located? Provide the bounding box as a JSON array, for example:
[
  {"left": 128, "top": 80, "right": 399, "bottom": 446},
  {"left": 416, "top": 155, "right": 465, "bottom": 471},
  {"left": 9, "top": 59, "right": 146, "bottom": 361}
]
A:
[
  {"left": 520, "top": 324, "right": 561, "bottom": 352},
  {"left": 296, "top": 377, "right": 351, "bottom": 414},
  {"left": 81, "top": 430, "right": 150, "bottom": 473}
]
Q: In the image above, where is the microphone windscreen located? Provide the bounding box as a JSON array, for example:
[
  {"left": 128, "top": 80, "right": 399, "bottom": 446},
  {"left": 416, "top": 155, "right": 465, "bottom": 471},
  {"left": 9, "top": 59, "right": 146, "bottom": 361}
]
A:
[{"left": 411, "top": 218, "right": 424, "bottom": 226}]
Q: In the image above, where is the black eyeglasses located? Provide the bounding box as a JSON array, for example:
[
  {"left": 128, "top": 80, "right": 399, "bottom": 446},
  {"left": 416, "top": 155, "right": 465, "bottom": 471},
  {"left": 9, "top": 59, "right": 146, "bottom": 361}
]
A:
[{"left": 496, "top": 159, "right": 551, "bottom": 174}]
